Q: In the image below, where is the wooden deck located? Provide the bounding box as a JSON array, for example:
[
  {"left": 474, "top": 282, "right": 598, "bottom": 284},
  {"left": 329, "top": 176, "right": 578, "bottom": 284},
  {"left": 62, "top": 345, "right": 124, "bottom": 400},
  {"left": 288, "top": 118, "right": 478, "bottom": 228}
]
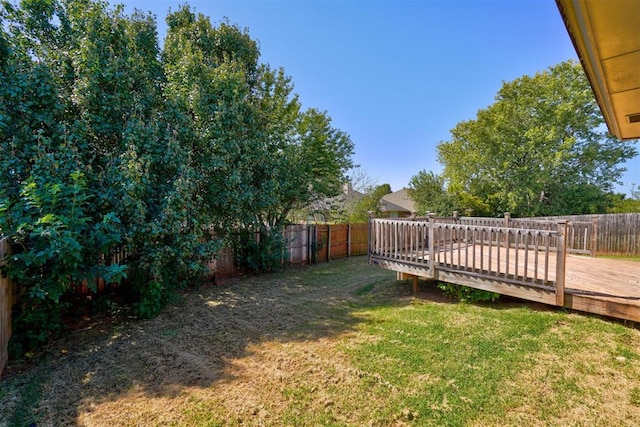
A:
[{"left": 369, "top": 217, "right": 640, "bottom": 322}]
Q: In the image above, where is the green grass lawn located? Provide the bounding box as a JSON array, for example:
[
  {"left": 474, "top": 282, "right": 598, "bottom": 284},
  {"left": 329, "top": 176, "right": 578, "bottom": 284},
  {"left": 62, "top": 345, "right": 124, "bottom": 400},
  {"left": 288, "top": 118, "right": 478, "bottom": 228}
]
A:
[
  {"left": 599, "top": 254, "right": 640, "bottom": 262},
  {"left": 342, "top": 297, "right": 640, "bottom": 425},
  {"left": 1, "top": 257, "right": 639, "bottom": 426}
]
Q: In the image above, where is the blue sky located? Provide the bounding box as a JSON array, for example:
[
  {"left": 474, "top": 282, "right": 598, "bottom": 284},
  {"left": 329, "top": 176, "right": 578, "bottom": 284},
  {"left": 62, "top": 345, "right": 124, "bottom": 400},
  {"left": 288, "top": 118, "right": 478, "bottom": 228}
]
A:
[{"left": 122, "top": 0, "right": 640, "bottom": 195}]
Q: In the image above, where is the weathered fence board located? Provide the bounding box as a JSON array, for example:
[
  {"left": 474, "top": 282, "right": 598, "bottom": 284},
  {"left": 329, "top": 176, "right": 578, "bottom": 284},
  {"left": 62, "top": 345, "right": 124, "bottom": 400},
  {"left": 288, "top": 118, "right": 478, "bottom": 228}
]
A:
[
  {"left": 349, "top": 223, "right": 369, "bottom": 256},
  {"left": 210, "top": 246, "right": 237, "bottom": 278},
  {"left": 315, "top": 225, "right": 330, "bottom": 263},
  {"left": 329, "top": 224, "right": 349, "bottom": 259},
  {"left": 525, "top": 213, "right": 640, "bottom": 256},
  {"left": 284, "top": 224, "right": 310, "bottom": 265}
]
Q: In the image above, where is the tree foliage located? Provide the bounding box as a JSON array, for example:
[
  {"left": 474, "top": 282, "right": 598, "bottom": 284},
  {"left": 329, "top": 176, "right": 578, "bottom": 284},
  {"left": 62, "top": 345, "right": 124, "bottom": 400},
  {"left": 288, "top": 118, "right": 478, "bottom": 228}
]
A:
[
  {"left": 0, "top": 0, "right": 353, "bottom": 352},
  {"left": 608, "top": 184, "right": 640, "bottom": 213},
  {"left": 408, "top": 170, "right": 459, "bottom": 216},
  {"left": 437, "top": 61, "right": 637, "bottom": 217}
]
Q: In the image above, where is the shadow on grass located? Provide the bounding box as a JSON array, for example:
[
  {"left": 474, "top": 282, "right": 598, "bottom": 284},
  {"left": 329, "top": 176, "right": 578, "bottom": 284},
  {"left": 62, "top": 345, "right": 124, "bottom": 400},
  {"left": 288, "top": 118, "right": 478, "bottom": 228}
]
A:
[{"left": 1, "top": 256, "right": 418, "bottom": 425}]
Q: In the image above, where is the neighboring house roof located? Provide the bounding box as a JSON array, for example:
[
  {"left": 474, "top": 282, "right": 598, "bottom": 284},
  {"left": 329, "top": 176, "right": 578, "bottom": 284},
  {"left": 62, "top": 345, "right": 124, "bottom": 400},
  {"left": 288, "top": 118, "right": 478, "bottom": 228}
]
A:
[
  {"left": 379, "top": 188, "right": 415, "bottom": 213},
  {"left": 556, "top": 0, "right": 640, "bottom": 140}
]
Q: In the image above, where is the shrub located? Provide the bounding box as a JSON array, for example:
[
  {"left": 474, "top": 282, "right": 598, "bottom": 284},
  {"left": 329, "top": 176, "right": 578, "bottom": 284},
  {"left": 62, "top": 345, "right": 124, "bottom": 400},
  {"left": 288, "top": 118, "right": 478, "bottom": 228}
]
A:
[
  {"left": 232, "top": 227, "right": 287, "bottom": 273},
  {"left": 437, "top": 282, "right": 500, "bottom": 303},
  {"left": 3, "top": 169, "right": 125, "bottom": 354}
]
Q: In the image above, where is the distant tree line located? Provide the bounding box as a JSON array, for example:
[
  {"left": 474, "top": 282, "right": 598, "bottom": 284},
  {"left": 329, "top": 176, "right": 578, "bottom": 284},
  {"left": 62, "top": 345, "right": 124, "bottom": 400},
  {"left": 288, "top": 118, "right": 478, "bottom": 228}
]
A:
[
  {"left": 0, "top": 0, "right": 353, "bottom": 353},
  {"left": 408, "top": 61, "right": 638, "bottom": 217}
]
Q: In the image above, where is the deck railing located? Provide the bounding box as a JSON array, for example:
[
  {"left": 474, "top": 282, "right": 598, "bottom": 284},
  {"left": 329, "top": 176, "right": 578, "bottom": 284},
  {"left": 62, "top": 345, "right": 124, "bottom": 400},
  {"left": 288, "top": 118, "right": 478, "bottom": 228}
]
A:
[
  {"left": 369, "top": 217, "right": 568, "bottom": 304},
  {"left": 436, "top": 214, "right": 594, "bottom": 256}
]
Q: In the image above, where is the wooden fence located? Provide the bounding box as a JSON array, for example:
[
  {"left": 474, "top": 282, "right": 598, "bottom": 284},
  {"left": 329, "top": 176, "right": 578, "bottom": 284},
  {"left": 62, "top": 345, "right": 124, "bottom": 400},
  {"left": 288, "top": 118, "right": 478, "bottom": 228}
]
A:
[
  {"left": 213, "top": 223, "right": 369, "bottom": 276},
  {"left": 314, "top": 223, "right": 369, "bottom": 263},
  {"left": 1, "top": 238, "right": 12, "bottom": 377},
  {"left": 526, "top": 213, "right": 640, "bottom": 256},
  {"left": 0, "top": 223, "right": 368, "bottom": 375},
  {"left": 424, "top": 212, "right": 639, "bottom": 256},
  {"left": 457, "top": 215, "right": 594, "bottom": 256}
]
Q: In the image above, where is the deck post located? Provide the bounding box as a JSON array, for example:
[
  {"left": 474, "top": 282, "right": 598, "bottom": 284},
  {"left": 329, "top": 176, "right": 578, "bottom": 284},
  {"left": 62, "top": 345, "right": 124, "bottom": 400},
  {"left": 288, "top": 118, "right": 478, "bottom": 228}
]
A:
[
  {"left": 367, "top": 211, "right": 375, "bottom": 264},
  {"left": 428, "top": 213, "right": 436, "bottom": 279},
  {"left": 503, "top": 212, "right": 511, "bottom": 248},
  {"left": 555, "top": 220, "right": 568, "bottom": 306},
  {"left": 591, "top": 216, "right": 599, "bottom": 257}
]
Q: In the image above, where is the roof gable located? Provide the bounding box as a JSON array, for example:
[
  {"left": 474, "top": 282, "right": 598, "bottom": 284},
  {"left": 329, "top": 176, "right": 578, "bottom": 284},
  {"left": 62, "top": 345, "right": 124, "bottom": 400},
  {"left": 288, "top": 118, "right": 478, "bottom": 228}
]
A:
[{"left": 379, "top": 188, "right": 415, "bottom": 213}]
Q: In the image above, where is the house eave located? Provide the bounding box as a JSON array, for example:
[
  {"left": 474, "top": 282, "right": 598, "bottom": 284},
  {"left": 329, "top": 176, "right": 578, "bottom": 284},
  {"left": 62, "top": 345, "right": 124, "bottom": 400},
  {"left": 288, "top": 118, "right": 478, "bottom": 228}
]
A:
[{"left": 556, "top": 0, "right": 640, "bottom": 140}]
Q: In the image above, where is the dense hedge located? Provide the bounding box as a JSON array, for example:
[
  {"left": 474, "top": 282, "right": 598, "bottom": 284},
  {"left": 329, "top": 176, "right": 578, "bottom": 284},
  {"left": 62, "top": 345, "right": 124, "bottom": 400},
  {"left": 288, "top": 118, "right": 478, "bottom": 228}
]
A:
[{"left": 0, "top": 0, "right": 353, "bottom": 354}]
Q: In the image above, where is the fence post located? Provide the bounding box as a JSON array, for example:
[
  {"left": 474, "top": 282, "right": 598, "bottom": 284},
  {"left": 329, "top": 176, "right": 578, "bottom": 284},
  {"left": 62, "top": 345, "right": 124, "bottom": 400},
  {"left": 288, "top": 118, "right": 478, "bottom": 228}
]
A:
[
  {"left": 428, "top": 213, "right": 436, "bottom": 279},
  {"left": 327, "top": 224, "right": 331, "bottom": 261},
  {"left": 281, "top": 227, "right": 286, "bottom": 268},
  {"left": 453, "top": 210, "right": 459, "bottom": 223},
  {"left": 555, "top": 220, "right": 567, "bottom": 306},
  {"left": 313, "top": 224, "right": 318, "bottom": 264},
  {"left": 307, "top": 225, "right": 312, "bottom": 264},
  {"left": 1, "top": 238, "right": 12, "bottom": 377},
  {"left": 591, "top": 216, "right": 599, "bottom": 257}
]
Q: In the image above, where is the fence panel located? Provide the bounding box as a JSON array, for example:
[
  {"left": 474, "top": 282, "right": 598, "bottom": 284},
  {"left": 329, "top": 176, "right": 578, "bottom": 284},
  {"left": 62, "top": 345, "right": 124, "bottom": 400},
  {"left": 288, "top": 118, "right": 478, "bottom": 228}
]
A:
[
  {"left": 204, "top": 223, "right": 370, "bottom": 275},
  {"left": 595, "top": 213, "right": 640, "bottom": 256},
  {"left": 315, "top": 225, "right": 330, "bottom": 263},
  {"left": 526, "top": 213, "right": 640, "bottom": 256},
  {"left": 349, "top": 223, "right": 369, "bottom": 256},
  {"left": 210, "top": 246, "right": 237, "bottom": 278},
  {"left": 285, "top": 224, "right": 309, "bottom": 265},
  {"left": 459, "top": 217, "right": 505, "bottom": 227},
  {"left": 329, "top": 224, "right": 349, "bottom": 259},
  {"left": 1, "top": 238, "right": 12, "bottom": 377}
]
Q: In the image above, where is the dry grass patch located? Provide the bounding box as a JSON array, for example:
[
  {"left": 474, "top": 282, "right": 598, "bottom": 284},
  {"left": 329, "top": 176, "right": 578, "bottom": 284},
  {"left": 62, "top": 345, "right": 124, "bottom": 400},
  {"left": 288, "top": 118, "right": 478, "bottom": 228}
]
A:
[
  {"left": 1, "top": 257, "right": 639, "bottom": 426},
  {"left": 0, "top": 258, "right": 401, "bottom": 426}
]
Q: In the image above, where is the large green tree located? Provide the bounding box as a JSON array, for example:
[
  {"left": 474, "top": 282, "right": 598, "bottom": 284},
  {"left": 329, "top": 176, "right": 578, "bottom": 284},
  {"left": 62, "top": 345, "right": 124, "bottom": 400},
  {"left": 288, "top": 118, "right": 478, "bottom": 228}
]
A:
[
  {"left": 437, "top": 61, "right": 637, "bottom": 217},
  {"left": 162, "top": 6, "right": 353, "bottom": 270},
  {"left": 163, "top": 6, "right": 354, "bottom": 232},
  {"left": 1, "top": 0, "right": 354, "bottom": 351}
]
